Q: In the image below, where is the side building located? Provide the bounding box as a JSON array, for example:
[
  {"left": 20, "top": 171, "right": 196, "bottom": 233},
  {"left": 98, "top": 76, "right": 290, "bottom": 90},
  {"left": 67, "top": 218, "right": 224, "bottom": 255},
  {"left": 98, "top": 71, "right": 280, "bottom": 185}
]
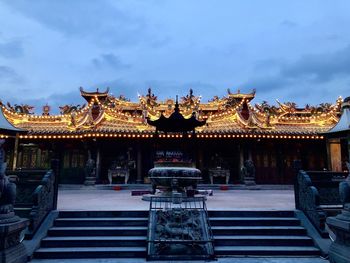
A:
[{"left": 0, "top": 88, "right": 347, "bottom": 185}]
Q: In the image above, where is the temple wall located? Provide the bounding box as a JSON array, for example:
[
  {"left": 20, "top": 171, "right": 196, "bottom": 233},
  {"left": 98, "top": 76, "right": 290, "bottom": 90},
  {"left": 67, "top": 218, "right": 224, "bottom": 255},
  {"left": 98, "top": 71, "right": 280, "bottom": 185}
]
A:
[{"left": 6, "top": 137, "right": 328, "bottom": 185}]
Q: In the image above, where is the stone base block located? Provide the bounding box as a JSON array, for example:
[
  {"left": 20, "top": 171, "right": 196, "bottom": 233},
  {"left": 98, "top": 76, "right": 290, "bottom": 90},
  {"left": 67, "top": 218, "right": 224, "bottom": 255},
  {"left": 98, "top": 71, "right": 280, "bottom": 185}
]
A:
[
  {"left": 0, "top": 243, "right": 27, "bottom": 263},
  {"left": 329, "top": 242, "right": 350, "bottom": 263}
]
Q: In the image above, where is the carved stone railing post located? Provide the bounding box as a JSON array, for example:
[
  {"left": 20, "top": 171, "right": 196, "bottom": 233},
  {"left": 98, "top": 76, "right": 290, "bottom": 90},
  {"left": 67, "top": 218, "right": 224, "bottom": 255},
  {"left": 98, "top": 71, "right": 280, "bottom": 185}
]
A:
[
  {"left": 50, "top": 159, "right": 59, "bottom": 210},
  {"left": 27, "top": 169, "right": 55, "bottom": 237},
  {"left": 327, "top": 177, "right": 350, "bottom": 263},
  {"left": 297, "top": 171, "right": 327, "bottom": 234}
]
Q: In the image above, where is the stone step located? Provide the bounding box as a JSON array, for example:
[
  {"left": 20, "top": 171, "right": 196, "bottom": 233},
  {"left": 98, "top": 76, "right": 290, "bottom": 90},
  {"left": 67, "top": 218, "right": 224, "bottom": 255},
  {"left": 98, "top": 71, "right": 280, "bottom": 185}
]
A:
[
  {"left": 214, "top": 246, "right": 320, "bottom": 256},
  {"left": 48, "top": 226, "right": 147, "bottom": 236},
  {"left": 208, "top": 210, "right": 295, "bottom": 217},
  {"left": 58, "top": 210, "right": 148, "bottom": 218},
  {"left": 34, "top": 247, "right": 146, "bottom": 259},
  {"left": 213, "top": 235, "right": 314, "bottom": 246},
  {"left": 211, "top": 226, "right": 307, "bottom": 236},
  {"left": 210, "top": 217, "right": 300, "bottom": 226},
  {"left": 54, "top": 217, "right": 148, "bottom": 227},
  {"left": 41, "top": 236, "right": 146, "bottom": 248}
]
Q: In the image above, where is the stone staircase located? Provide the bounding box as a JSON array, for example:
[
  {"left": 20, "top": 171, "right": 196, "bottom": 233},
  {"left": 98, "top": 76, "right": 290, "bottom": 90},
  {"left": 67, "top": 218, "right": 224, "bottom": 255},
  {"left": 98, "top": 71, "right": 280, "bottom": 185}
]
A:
[
  {"left": 33, "top": 210, "right": 320, "bottom": 259},
  {"left": 210, "top": 210, "right": 320, "bottom": 256},
  {"left": 34, "top": 211, "right": 148, "bottom": 259}
]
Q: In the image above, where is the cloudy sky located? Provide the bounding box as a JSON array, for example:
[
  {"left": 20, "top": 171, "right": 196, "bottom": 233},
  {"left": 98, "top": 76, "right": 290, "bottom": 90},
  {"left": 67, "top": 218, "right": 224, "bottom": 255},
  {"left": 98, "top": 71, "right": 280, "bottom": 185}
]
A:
[{"left": 0, "top": 0, "right": 349, "bottom": 113}]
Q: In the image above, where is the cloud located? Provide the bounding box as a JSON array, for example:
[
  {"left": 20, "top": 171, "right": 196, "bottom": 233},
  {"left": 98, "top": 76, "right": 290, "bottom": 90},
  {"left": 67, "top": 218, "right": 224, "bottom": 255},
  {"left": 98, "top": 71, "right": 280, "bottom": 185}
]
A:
[
  {"left": 2, "top": 0, "right": 148, "bottom": 47},
  {"left": 241, "top": 44, "right": 350, "bottom": 93},
  {"left": 280, "top": 44, "right": 350, "bottom": 82},
  {"left": 239, "top": 75, "right": 291, "bottom": 93},
  {"left": 0, "top": 39, "right": 23, "bottom": 58},
  {"left": 92, "top": 54, "right": 130, "bottom": 70},
  {"left": 281, "top": 20, "right": 298, "bottom": 28},
  {"left": 90, "top": 78, "right": 219, "bottom": 102},
  {"left": 0, "top": 65, "right": 23, "bottom": 83}
]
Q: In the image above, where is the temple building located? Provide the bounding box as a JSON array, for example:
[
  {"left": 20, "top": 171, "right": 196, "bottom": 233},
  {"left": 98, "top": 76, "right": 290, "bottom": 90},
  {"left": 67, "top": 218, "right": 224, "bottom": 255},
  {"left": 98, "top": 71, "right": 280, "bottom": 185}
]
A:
[{"left": 0, "top": 88, "right": 347, "bottom": 185}]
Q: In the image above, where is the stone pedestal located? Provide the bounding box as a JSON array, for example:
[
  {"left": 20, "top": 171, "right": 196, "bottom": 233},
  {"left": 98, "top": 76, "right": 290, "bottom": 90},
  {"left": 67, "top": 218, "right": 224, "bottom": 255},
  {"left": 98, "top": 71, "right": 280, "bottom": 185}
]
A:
[
  {"left": 84, "top": 175, "right": 96, "bottom": 186},
  {"left": 326, "top": 180, "right": 350, "bottom": 263},
  {"left": 244, "top": 175, "right": 256, "bottom": 186},
  {"left": 0, "top": 218, "right": 29, "bottom": 263},
  {"left": 326, "top": 207, "right": 350, "bottom": 263}
]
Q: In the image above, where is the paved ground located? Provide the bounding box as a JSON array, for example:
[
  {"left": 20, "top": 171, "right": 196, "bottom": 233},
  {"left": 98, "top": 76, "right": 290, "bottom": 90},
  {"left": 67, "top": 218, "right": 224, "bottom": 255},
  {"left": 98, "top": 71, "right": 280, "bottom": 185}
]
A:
[
  {"left": 58, "top": 188, "right": 295, "bottom": 211},
  {"left": 30, "top": 257, "right": 329, "bottom": 263}
]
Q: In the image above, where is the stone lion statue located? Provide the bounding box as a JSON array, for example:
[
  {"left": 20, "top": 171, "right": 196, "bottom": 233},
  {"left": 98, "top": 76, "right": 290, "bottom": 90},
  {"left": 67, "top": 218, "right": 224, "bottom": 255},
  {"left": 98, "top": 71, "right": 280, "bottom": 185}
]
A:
[{"left": 0, "top": 140, "right": 16, "bottom": 218}]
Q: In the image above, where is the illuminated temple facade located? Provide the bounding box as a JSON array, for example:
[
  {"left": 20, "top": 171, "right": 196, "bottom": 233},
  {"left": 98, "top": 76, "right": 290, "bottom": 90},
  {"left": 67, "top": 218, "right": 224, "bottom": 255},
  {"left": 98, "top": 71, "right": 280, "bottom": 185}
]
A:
[{"left": 0, "top": 88, "right": 348, "bottom": 184}]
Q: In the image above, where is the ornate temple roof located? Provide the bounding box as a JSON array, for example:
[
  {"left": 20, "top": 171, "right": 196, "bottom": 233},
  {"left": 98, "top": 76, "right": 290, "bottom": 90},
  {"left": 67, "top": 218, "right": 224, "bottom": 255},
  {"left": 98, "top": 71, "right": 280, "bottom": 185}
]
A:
[
  {"left": 325, "top": 96, "right": 350, "bottom": 138},
  {"left": 0, "top": 105, "right": 25, "bottom": 137},
  {"left": 0, "top": 88, "right": 342, "bottom": 140},
  {"left": 147, "top": 96, "right": 206, "bottom": 132}
]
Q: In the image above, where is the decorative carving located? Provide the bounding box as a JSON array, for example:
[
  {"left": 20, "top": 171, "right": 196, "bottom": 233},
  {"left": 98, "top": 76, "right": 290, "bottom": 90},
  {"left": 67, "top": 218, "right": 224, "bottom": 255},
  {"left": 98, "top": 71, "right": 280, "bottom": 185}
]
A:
[
  {"left": 255, "top": 101, "right": 280, "bottom": 116},
  {"left": 28, "top": 169, "right": 55, "bottom": 234},
  {"left": 147, "top": 197, "right": 214, "bottom": 260},
  {"left": 208, "top": 95, "right": 220, "bottom": 103},
  {"left": 277, "top": 101, "right": 297, "bottom": 114},
  {"left": 181, "top": 89, "right": 198, "bottom": 108},
  {"left": 84, "top": 154, "right": 96, "bottom": 185},
  {"left": 59, "top": 104, "right": 84, "bottom": 115},
  {"left": 295, "top": 170, "right": 347, "bottom": 236},
  {"left": 7, "top": 102, "right": 34, "bottom": 114},
  {"left": 241, "top": 160, "right": 256, "bottom": 185},
  {"left": 42, "top": 104, "right": 50, "bottom": 116},
  {"left": 0, "top": 139, "right": 19, "bottom": 223},
  {"left": 117, "top": 95, "right": 130, "bottom": 102},
  {"left": 145, "top": 88, "right": 158, "bottom": 108}
]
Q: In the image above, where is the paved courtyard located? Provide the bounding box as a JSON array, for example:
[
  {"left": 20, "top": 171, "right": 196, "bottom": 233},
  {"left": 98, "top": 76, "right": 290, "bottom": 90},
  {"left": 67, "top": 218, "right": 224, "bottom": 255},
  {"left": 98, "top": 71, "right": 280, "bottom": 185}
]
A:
[{"left": 57, "top": 187, "right": 295, "bottom": 211}]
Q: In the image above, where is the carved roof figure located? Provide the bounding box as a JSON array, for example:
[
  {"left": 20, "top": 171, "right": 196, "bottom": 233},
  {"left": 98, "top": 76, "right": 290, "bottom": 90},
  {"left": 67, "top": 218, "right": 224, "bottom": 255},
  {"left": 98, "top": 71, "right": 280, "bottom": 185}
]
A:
[
  {"left": 59, "top": 104, "right": 84, "bottom": 115},
  {"left": 6, "top": 103, "right": 34, "bottom": 114}
]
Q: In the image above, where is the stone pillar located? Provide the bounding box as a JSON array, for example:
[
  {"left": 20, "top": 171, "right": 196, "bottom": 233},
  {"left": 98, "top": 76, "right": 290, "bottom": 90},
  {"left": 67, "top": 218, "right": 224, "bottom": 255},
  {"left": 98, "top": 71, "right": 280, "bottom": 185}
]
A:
[
  {"left": 136, "top": 145, "right": 143, "bottom": 183},
  {"left": 326, "top": 179, "right": 350, "bottom": 263},
  {"left": 0, "top": 218, "right": 29, "bottom": 263},
  {"left": 348, "top": 137, "right": 350, "bottom": 166},
  {"left": 0, "top": 139, "right": 29, "bottom": 263},
  {"left": 327, "top": 138, "right": 342, "bottom": 172},
  {"left": 12, "top": 133, "right": 19, "bottom": 170},
  {"left": 239, "top": 144, "right": 244, "bottom": 183},
  {"left": 95, "top": 145, "right": 101, "bottom": 183},
  {"left": 248, "top": 148, "right": 252, "bottom": 161},
  {"left": 197, "top": 147, "right": 203, "bottom": 171}
]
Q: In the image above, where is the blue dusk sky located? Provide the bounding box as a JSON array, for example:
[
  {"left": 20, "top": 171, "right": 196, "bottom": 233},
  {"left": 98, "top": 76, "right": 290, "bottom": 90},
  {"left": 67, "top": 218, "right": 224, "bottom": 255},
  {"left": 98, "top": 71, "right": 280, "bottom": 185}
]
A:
[{"left": 0, "top": 0, "right": 349, "bottom": 113}]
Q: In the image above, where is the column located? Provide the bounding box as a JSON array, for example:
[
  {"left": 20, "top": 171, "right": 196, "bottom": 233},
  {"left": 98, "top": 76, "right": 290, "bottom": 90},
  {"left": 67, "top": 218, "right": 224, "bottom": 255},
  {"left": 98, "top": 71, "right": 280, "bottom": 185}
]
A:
[
  {"left": 239, "top": 144, "right": 244, "bottom": 183},
  {"left": 96, "top": 144, "right": 101, "bottom": 182},
  {"left": 12, "top": 133, "right": 19, "bottom": 170},
  {"left": 136, "top": 144, "right": 143, "bottom": 183}
]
